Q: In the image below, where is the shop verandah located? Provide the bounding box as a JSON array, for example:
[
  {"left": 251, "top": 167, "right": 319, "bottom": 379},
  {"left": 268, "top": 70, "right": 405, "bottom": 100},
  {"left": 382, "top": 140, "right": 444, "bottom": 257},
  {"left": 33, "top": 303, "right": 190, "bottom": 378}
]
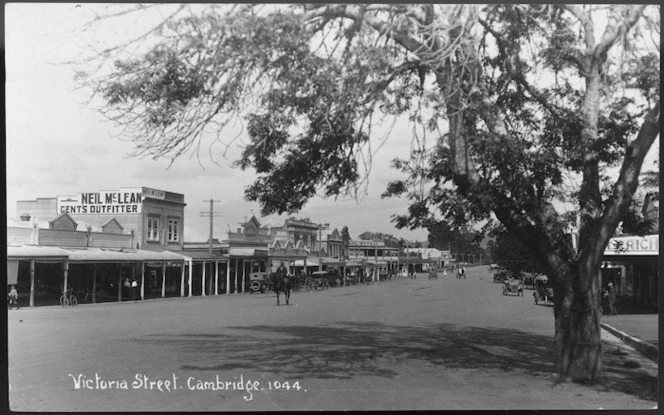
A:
[{"left": 7, "top": 245, "right": 231, "bottom": 307}]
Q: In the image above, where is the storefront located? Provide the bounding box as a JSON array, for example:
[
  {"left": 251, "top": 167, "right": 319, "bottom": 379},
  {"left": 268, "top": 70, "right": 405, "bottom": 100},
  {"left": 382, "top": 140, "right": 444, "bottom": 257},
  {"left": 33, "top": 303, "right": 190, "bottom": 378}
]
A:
[
  {"left": 602, "top": 234, "right": 658, "bottom": 308},
  {"left": 7, "top": 245, "right": 188, "bottom": 307}
]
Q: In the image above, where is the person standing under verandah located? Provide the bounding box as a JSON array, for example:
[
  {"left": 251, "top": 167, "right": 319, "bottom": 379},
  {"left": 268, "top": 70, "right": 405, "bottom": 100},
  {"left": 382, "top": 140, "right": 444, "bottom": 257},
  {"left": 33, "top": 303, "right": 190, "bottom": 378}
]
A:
[
  {"left": 607, "top": 282, "right": 618, "bottom": 316},
  {"left": 8, "top": 285, "right": 19, "bottom": 310}
]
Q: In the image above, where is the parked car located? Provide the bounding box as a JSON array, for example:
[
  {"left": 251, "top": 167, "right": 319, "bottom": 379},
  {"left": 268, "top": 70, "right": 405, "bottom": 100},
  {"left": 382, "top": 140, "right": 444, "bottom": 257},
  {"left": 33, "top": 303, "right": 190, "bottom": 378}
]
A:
[{"left": 249, "top": 272, "right": 268, "bottom": 294}]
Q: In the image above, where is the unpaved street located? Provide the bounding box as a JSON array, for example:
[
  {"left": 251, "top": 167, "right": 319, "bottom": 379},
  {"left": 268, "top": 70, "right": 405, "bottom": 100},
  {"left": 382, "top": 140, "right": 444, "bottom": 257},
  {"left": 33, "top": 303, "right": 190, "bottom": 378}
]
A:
[{"left": 7, "top": 267, "right": 657, "bottom": 411}]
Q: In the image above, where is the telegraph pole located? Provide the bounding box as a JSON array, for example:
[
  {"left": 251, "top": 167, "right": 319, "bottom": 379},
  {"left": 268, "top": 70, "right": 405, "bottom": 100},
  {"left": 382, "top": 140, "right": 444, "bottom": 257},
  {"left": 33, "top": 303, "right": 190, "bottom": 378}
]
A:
[
  {"left": 405, "top": 240, "right": 409, "bottom": 276},
  {"left": 200, "top": 199, "right": 222, "bottom": 255}
]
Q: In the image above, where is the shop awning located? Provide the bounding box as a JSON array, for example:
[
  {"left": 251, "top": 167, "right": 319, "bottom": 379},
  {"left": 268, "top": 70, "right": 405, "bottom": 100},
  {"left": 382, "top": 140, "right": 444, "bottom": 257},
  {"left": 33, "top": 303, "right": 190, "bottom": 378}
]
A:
[
  {"left": 365, "top": 259, "right": 389, "bottom": 265},
  {"left": 293, "top": 258, "right": 319, "bottom": 267},
  {"left": 63, "top": 247, "right": 187, "bottom": 263},
  {"left": 322, "top": 259, "right": 346, "bottom": 266},
  {"left": 7, "top": 244, "right": 69, "bottom": 261},
  {"left": 178, "top": 251, "right": 229, "bottom": 262},
  {"left": 229, "top": 248, "right": 269, "bottom": 257}
]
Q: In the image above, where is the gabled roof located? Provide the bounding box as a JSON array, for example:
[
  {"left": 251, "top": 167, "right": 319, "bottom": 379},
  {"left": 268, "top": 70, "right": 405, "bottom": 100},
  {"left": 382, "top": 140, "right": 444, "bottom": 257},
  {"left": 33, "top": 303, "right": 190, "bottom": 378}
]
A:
[
  {"left": 49, "top": 213, "right": 78, "bottom": 231},
  {"left": 102, "top": 218, "right": 124, "bottom": 234}
]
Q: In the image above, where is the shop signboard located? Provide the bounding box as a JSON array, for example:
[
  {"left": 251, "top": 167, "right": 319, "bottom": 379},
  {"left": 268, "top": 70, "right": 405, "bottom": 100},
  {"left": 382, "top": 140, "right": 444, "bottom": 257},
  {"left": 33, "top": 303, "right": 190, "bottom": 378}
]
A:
[
  {"left": 351, "top": 240, "right": 386, "bottom": 247},
  {"left": 605, "top": 234, "right": 658, "bottom": 256},
  {"left": 57, "top": 187, "right": 143, "bottom": 215}
]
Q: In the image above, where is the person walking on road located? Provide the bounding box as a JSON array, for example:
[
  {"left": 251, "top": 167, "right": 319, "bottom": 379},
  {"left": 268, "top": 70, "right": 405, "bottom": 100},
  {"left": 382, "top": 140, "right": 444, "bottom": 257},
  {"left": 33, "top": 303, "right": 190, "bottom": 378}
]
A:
[{"left": 607, "top": 282, "right": 618, "bottom": 316}]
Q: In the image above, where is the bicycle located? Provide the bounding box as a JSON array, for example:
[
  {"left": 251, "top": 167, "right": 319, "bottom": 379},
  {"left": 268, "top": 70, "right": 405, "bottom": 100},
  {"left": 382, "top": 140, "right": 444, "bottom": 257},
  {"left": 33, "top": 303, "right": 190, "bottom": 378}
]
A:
[{"left": 60, "top": 290, "right": 78, "bottom": 307}]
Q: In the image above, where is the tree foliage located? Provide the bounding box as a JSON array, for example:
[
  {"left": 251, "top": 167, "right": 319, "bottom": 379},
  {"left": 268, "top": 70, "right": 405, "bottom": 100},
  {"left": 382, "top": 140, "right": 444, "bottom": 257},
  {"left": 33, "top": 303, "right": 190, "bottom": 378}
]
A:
[
  {"left": 426, "top": 220, "right": 483, "bottom": 256},
  {"left": 74, "top": 3, "right": 659, "bottom": 383}
]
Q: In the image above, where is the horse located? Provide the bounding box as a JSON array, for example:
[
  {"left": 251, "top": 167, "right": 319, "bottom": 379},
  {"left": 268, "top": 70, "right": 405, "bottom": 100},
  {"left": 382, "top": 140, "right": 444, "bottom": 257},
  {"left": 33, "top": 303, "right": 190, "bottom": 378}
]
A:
[{"left": 267, "top": 273, "right": 292, "bottom": 306}]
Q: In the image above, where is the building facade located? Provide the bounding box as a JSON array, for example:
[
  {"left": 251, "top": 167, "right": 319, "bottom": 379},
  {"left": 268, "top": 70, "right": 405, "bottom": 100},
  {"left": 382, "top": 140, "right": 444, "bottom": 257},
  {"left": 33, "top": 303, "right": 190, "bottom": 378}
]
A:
[
  {"left": 269, "top": 217, "right": 322, "bottom": 252},
  {"left": 17, "top": 186, "right": 186, "bottom": 251},
  {"left": 602, "top": 234, "right": 658, "bottom": 308}
]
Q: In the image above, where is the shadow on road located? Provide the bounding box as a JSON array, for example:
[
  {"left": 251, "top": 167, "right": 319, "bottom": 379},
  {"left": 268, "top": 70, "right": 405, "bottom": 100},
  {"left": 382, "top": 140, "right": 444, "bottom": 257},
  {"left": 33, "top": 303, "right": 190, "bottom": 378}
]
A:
[{"left": 136, "top": 322, "right": 656, "bottom": 401}]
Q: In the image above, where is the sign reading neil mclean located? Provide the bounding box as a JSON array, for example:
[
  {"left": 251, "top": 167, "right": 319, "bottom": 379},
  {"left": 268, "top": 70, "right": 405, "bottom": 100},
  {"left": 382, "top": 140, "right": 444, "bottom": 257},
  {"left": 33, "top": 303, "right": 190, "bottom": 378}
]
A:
[{"left": 57, "top": 188, "right": 143, "bottom": 215}]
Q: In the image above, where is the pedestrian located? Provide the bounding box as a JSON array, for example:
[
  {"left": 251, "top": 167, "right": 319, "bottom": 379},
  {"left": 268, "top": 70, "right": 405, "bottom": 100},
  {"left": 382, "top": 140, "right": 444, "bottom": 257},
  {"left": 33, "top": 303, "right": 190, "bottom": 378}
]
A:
[
  {"left": 131, "top": 279, "right": 138, "bottom": 300},
  {"left": 607, "top": 282, "right": 618, "bottom": 316},
  {"left": 123, "top": 277, "right": 131, "bottom": 300},
  {"left": 8, "top": 285, "right": 19, "bottom": 310}
]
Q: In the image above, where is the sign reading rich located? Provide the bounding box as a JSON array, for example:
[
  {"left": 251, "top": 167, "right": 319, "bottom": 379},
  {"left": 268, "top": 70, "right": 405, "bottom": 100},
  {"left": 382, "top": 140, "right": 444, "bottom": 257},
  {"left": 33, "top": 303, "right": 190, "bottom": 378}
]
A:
[{"left": 605, "top": 234, "right": 658, "bottom": 255}]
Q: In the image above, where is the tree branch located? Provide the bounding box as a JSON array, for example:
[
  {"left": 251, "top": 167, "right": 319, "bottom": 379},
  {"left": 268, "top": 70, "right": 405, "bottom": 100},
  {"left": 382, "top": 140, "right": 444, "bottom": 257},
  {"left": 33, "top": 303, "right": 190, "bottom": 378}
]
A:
[
  {"left": 591, "top": 100, "right": 660, "bottom": 260},
  {"left": 595, "top": 5, "right": 646, "bottom": 58},
  {"left": 563, "top": 5, "right": 595, "bottom": 52}
]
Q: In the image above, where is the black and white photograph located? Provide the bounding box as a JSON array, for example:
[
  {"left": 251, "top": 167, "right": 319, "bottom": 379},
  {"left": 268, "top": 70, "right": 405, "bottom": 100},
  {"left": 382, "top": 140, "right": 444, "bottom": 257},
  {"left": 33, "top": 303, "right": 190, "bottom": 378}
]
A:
[{"left": 5, "top": 3, "right": 659, "bottom": 411}]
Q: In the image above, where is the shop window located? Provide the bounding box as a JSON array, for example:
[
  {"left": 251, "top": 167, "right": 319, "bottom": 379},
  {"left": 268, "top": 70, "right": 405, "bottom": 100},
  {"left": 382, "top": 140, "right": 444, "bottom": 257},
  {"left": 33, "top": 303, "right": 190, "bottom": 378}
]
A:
[
  {"left": 147, "top": 218, "right": 160, "bottom": 242},
  {"left": 168, "top": 219, "right": 180, "bottom": 242}
]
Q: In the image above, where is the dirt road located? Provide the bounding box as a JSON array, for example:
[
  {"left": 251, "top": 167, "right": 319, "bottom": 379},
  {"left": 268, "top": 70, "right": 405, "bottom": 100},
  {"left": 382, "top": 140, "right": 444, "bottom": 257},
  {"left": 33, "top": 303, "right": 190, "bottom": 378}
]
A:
[{"left": 7, "top": 267, "right": 657, "bottom": 410}]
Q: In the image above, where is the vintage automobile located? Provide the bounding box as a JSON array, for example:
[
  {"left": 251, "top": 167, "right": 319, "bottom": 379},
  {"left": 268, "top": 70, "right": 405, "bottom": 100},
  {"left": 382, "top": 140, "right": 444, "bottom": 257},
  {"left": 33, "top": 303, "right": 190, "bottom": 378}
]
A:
[
  {"left": 502, "top": 278, "right": 524, "bottom": 296},
  {"left": 248, "top": 272, "right": 268, "bottom": 294},
  {"left": 533, "top": 275, "right": 554, "bottom": 304}
]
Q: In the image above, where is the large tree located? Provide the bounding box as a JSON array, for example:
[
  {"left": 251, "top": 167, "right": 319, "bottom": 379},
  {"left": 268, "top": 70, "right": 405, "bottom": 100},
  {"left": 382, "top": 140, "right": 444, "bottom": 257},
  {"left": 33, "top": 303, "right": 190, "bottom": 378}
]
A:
[{"left": 74, "top": 4, "right": 659, "bottom": 382}]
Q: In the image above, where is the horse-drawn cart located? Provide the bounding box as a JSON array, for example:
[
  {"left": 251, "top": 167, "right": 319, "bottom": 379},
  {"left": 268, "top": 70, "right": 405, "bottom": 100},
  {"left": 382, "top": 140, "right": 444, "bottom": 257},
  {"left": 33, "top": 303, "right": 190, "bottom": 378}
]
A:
[
  {"left": 306, "top": 271, "right": 331, "bottom": 291},
  {"left": 533, "top": 275, "right": 553, "bottom": 304}
]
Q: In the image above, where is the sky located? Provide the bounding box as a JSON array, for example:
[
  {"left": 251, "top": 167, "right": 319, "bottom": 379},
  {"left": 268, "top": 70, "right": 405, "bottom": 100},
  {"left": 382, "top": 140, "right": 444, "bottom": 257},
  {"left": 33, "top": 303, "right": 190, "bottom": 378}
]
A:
[
  {"left": 5, "top": 4, "right": 659, "bottom": 244},
  {"left": 5, "top": 3, "right": 430, "bottom": 242}
]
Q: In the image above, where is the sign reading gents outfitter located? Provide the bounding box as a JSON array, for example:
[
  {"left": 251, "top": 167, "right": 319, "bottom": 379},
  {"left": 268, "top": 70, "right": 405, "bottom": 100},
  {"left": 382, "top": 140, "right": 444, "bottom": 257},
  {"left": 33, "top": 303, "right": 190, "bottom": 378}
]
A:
[{"left": 57, "top": 188, "right": 143, "bottom": 215}]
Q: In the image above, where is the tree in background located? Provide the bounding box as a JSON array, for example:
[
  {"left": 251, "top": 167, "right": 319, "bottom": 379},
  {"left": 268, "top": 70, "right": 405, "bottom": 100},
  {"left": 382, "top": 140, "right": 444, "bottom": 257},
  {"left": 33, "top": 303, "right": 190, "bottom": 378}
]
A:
[
  {"left": 489, "top": 226, "right": 545, "bottom": 275},
  {"left": 426, "top": 220, "right": 484, "bottom": 260},
  {"left": 74, "top": 4, "right": 659, "bottom": 382},
  {"left": 357, "top": 231, "right": 402, "bottom": 248}
]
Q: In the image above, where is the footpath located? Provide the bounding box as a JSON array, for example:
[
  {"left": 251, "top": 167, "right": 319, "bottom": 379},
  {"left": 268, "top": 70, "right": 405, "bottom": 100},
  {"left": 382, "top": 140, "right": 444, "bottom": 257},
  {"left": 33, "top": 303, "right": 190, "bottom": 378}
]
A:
[{"left": 601, "top": 314, "right": 658, "bottom": 365}]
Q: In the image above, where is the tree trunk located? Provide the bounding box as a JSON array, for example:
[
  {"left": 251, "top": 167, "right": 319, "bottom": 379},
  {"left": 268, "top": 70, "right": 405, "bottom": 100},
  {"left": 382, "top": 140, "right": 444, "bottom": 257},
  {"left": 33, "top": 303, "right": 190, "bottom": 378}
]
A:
[{"left": 553, "top": 260, "right": 603, "bottom": 382}]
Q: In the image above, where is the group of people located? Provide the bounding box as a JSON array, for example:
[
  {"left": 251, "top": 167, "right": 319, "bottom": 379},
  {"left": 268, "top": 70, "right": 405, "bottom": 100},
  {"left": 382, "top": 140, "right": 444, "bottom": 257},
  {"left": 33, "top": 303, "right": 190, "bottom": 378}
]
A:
[{"left": 123, "top": 277, "right": 140, "bottom": 300}]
